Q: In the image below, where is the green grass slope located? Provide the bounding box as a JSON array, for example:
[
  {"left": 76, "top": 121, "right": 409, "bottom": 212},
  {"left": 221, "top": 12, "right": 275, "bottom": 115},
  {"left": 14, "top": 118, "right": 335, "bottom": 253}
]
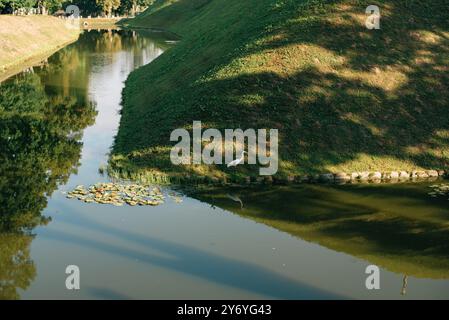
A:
[{"left": 112, "top": 0, "right": 449, "bottom": 181}]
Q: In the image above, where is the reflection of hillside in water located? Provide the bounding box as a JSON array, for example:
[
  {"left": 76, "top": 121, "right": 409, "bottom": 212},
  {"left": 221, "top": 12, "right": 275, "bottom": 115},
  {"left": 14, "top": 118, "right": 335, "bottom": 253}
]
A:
[{"left": 185, "top": 183, "right": 449, "bottom": 280}]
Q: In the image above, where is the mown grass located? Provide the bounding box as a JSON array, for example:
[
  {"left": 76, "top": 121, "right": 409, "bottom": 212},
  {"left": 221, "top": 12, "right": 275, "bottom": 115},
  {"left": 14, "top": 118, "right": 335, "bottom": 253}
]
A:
[
  {"left": 112, "top": 0, "right": 449, "bottom": 181},
  {"left": 0, "top": 15, "right": 79, "bottom": 81}
]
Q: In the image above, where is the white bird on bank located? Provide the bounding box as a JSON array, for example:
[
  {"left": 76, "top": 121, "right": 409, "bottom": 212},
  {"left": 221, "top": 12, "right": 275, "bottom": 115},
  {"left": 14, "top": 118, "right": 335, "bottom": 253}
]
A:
[{"left": 227, "top": 151, "right": 247, "bottom": 168}]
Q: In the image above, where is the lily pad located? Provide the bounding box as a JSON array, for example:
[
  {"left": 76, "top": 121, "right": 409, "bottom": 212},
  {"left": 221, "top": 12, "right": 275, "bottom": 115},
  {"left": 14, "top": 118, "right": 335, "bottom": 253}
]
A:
[
  {"left": 66, "top": 182, "right": 168, "bottom": 207},
  {"left": 428, "top": 184, "right": 449, "bottom": 199}
]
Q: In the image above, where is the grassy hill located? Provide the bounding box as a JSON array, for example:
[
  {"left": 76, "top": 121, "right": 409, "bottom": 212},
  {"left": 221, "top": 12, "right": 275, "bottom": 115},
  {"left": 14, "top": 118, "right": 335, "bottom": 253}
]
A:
[
  {"left": 112, "top": 0, "right": 449, "bottom": 182},
  {"left": 0, "top": 15, "right": 79, "bottom": 81}
]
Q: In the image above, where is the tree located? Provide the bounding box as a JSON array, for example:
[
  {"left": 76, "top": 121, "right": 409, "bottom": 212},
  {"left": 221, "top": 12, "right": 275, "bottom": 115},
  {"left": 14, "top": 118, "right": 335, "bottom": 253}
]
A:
[
  {"left": 37, "top": 0, "right": 64, "bottom": 14},
  {"left": 0, "top": 0, "right": 38, "bottom": 13},
  {"left": 11, "top": 0, "right": 36, "bottom": 10},
  {"left": 119, "top": 0, "right": 153, "bottom": 16},
  {"left": 0, "top": 0, "right": 63, "bottom": 14},
  {"left": 67, "top": 0, "right": 102, "bottom": 17},
  {"left": 96, "top": 0, "right": 121, "bottom": 17}
]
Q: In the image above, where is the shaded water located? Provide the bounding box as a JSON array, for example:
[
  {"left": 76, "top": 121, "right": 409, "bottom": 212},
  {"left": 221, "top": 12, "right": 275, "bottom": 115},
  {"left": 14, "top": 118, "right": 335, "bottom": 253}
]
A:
[{"left": 0, "top": 29, "right": 448, "bottom": 300}]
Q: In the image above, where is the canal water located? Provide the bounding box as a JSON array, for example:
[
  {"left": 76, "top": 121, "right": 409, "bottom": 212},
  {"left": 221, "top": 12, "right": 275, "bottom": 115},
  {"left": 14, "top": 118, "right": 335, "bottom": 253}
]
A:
[{"left": 0, "top": 29, "right": 448, "bottom": 300}]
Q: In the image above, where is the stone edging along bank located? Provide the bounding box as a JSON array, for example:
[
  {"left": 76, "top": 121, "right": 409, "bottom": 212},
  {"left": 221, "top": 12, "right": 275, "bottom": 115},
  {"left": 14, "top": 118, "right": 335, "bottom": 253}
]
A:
[
  {"left": 284, "top": 169, "right": 447, "bottom": 184},
  {"left": 111, "top": 169, "right": 448, "bottom": 185},
  {"left": 221, "top": 169, "right": 447, "bottom": 185}
]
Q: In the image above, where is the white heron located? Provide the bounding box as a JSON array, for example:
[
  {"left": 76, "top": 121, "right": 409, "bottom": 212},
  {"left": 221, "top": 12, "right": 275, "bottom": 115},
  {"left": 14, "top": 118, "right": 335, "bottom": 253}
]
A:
[
  {"left": 226, "top": 194, "right": 244, "bottom": 209},
  {"left": 227, "top": 151, "right": 247, "bottom": 168}
]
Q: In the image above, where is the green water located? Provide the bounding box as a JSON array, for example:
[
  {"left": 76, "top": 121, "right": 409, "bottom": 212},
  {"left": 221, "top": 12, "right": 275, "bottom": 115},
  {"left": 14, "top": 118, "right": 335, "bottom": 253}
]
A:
[{"left": 0, "top": 29, "right": 448, "bottom": 300}]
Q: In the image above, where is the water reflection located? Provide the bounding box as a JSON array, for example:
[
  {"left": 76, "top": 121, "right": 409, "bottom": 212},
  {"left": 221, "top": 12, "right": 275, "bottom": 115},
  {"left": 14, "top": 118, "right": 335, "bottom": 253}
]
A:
[
  {"left": 0, "top": 29, "right": 169, "bottom": 299},
  {"left": 0, "top": 233, "right": 36, "bottom": 300},
  {"left": 184, "top": 183, "right": 449, "bottom": 280},
  {"left": 401, "top": 275, "right": 408, "bottom": 296},
  {"left": 0, "top": 72, "right": 96, "bottom": 298},
  {"left": 1, "top": 29, "right": 448, "bottom": 299}
]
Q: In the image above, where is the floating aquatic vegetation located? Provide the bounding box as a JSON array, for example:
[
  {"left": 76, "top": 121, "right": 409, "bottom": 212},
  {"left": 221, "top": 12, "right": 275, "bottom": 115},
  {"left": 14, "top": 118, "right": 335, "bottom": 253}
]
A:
[
  {"left": 168, "top": 192, "right": 183, "bottom": 203},
  {"left": 428, "top": 184, "right": 449, "bottom": 199},
  {"left": 66, "top": 183, "right": 171, "bottom": 207}
]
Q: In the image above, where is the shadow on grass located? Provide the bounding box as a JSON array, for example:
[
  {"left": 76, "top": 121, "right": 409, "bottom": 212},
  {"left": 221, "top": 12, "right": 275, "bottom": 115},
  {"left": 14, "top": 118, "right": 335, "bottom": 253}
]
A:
[{"left": 112, "top": 0, "right": 449, "bottom": 179}]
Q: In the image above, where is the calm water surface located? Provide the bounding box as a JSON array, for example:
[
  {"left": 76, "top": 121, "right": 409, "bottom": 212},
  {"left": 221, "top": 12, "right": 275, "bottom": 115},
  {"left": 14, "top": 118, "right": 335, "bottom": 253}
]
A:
[{"left": 1, "top": 29, "right": 448, "bottom": 300}]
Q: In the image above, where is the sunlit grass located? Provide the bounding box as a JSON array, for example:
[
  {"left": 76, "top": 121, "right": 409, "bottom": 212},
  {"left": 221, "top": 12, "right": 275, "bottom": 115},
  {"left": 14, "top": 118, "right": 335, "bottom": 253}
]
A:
[{"left": 113, "top": 0, "right": 449, "bottom": 180}]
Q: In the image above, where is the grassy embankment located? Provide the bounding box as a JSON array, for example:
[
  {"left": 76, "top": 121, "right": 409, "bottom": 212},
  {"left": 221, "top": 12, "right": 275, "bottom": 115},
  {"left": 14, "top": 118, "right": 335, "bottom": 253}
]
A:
[
  {"left": 0, "top": 15, "right": 79, "bottom": 81},
  {"left": 111, "top": 0, "right": 449, "bottom": 183}
]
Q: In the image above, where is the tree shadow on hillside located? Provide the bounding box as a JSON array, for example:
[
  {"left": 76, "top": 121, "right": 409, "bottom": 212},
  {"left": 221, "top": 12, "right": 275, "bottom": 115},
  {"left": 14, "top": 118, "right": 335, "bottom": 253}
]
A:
[
  {"left": 202, "top": 0, "right": 449, "bottom": 173},
  {"left": 112, "top": 0, "right": 448, "bottom": 177}
]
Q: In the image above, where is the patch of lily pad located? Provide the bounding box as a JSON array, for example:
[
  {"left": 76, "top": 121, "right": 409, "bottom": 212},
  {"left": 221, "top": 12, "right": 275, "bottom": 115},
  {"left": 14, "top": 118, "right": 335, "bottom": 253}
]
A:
[
  {"left": 66, "top": 183, "right": 182, "bottom": 206},
  {"left": 428, "top": 184, "right": 449, "bottom": 199}
]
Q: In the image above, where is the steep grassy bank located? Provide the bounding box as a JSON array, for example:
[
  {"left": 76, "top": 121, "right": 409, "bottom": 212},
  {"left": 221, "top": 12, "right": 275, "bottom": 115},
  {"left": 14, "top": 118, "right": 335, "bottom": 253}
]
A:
[
  {"left": 0, "top": 15, "right": 79, "bottom": 81},
  {"left": 112, "top": 0, "right": 449, "bottom": 181}
]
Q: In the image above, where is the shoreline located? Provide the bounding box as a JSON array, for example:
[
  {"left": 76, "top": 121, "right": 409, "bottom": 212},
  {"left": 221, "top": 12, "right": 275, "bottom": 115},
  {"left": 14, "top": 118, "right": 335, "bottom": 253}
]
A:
[
  {"left": 0, "top": 37, "right": 78, "bottom": 82},
  {"left": 80, "top": 17, "right": 122, "bottom": 29},
  {"left": 118, "top": 21, "right": 182, "bottom": 39},
  {"left": 111, "top": 1, "right": 449, "bottom": 183},
  {"left": 106, "top": 165, "right": 448, "bottom": 186}
]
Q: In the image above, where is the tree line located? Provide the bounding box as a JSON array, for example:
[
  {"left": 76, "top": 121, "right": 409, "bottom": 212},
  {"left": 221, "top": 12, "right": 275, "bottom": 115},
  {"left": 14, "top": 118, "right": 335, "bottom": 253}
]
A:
[{"left": 0, "top": 0, "right": 154, "bottom": 17}]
